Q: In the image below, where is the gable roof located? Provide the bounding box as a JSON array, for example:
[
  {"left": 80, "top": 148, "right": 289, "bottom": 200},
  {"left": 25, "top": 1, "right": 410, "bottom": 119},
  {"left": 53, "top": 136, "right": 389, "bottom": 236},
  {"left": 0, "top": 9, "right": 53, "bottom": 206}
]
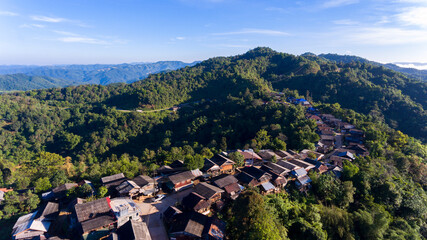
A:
[
  {"left": 203, "top": 158, "right": 220, "bottom": 172},
  {"left": 212, "top": 175, "right": 238, "bottom": 189},
  {"left": 163, "top": 206, "right": 183, "bottom": 220},
  {"left": 264, "top": 161, "right": 290, "bottom": 175},
  {"left": 34, "top": 202, "right": 59, "bottom": 220},
  {"left": 258, "top": 150, "right": 281, "bottom": 160},
  {"left": 181, "top": 192, "right": 211, "bottom": 212},
  {"left": 293, "top": 168, "right": 308, "bottom": 177},
  {"left": 116, "top": 180, "right": 140, "bottom": 195},
  {"left": 261, "top": 182, "right": 275, "bottom": 192},
  {"left": 276, "top": 160, "right": 301, "bottom": 171},
  {"left": 52, "top": 183, "right": 78, "bottom": 198},
  {"left": 194, "top": 182, "right": 224, "bottom": 200},
  {"left": 170, "top": 212, "right": 209, "bottom": 238},
  {"left": 74, "top": 197, "right": 112, "bottom": 223},
  {"left": 80, "top": 215, "right": 115, "bottom": 233},
  {"left": 241, "top": 166, "right": 271, "bottom": 181},
  {"left": 133, "top": 175, "right": 154, "bottom": 188},
  {"left": 101, "top": 173, "right": 126, "bottom": 187},
  {"left": 296, "top": 175, "right": 312, "bottom": 185},
  {"left": 118, "top": 220, "right": 151, "bottom": 240},
  {"left": 210, "top": 154, "right": 235, "bottom": 167},
  {"left": 168, "top": 171, "right": 196, "bottom": 185},
  {"left": 288, "top": 159, "right": 315, "bottom": 170},
  {"left": 238, "top": 150, "right": 262, "bottom": 160},
  {"left": 235, "top": 171, "right": 257, "bottom": 185},
  {"left": 224, "top": 182, "right": 241, "bottom": 194}
]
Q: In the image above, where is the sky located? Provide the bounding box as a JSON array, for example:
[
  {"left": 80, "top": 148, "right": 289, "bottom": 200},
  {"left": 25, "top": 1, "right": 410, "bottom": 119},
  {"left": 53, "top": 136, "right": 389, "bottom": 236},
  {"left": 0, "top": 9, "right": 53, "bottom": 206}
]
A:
[{"left": 1, "top": 0, "right": 427, "bottom": 65}]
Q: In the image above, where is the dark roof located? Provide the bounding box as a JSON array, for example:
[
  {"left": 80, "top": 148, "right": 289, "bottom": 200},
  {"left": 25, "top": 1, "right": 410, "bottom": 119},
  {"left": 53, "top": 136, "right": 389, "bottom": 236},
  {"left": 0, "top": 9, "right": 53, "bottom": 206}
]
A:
[
  {"left": 212, "top": 175, "right": 238, "bottom": 189},
  {"left": 194, "top": 182, "right": 224, "bottom": 200},
  {"left": 235, "top": 171, "right": 256, "bottom": 185},
  {"left": 74, "top": 197, "right": 112, "bottom": 223},
  {"left": 202, "top": 158, "right": 220, "bottom": 172},
  {"left": 210, "top": 154, "right": 235, "bottom": 167},
  {"left": 116, "top": 180, "right": 140, "bottom": 195},
  {"left": 118, "top": 220, "right": 151, "bottom": 240},
  {"left": 133, "top": 175, "right": 154, "bottom": 188},
  {"left": 181, "top": 192, "right": 211, "bottom": 212},
  {"left": 34, "top": 202, "right": 59, "bottom": 220},
  {"left": 169, "top": 171, "right": 195, "bottom": 185},
  {"left": 288, "top": 159, "right": 314, "bottom": 169},
  {"left": 276, "top": 160, "right": 300, "bottom": 171},
  {"left": 264, "top": 162, "right": 289, "bottom": 175},
  {"left": 170, "top": 212, "right": 209, "bottom": 238},
  {"left": 101, "top": 173, "right": 126, "bottom": 187},
  {"left": 52, "top": 183, "right": 78, "bottom": 194},
  {"left": 169, "top": 160, "right": 185, "bottom": 169},
  {"left": 80, "top": 215, "right": 115, "bottom": 233},
  {"left": 163, "top": 206, "right": 183, "bottom": 220},
  {"left": 224, "top": 182, "right": 240, "bottom": 194},
  {"left": 241, "top": 166, "right": 271, "bottom": 181}
]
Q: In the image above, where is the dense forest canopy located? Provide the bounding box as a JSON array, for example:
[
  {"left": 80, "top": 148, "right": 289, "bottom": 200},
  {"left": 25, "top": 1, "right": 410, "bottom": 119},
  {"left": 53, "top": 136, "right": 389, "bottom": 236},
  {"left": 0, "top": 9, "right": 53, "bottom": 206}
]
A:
[{"left": 0, "top": 47, "right": 426, "bottom": 239}]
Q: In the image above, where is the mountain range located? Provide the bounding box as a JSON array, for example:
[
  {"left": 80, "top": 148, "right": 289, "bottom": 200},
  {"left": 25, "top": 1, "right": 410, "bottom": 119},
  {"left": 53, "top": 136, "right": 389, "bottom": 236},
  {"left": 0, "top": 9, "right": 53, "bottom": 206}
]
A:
[{"left": 0, "top": 61, "right": 196, "bottom": 91}]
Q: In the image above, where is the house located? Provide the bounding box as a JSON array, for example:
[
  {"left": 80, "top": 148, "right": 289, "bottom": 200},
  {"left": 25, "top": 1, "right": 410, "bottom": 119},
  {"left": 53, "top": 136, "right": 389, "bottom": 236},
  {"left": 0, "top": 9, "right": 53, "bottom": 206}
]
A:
[
  {"left": 328, "top": 166, "right": 343, "bottom": 178},
  {"left": 240, "top": 166, "right": 272, "bottom": 185},
  {"left": 276, "top": 160, "right": 301, "bottom": 172},
  {"left": 117, "top": 220, "right": 151, "bottom": 240},
  {"left": 291, "top": 168, "right": 308, "bottom": 178},
  {"left": 258, "top": 150, "right": 282, "bottom": 161},
  {"left": 347, "top": 143, "right": 369, "bottom": 157},
  {"left": 133, "top": 175, "right": 156, "bottom": 197},
  {"left": 209, "top": 154, "right": 235, "bottom": 174},
  {"left": 212, "top": 175, "right": 238, "bottom": 189},
  {"left": 299, "top": 150, "right": 324, "bottom": 161},
  {"left": 49, "top": 183, "right": 78, "bottom": 200},
  {"left": 167, "top": 170, "right": 202, "bottom": 192},
  {"left": 74, "top": 197, "right": 115, "bottom": 237},
  {"left": 238, "top": 150, "right": 262, "bottom": 166},
  {"left": 260, "top": 165, "right": 287, "bottom": 188},
  {"left": 169, "top": 212, "right": 209, "bottom": 240},
  {"left": 101, "top": 173, "right": 127, "bottom": 188},
  {"left": 157, "top": 160, "right": 187, "bottom": 175},
  {"left": 260, "top": 181, "right": 277, "bottom": 195},
  {"left": 263, "top": 161, "right": 290, "bottom": 176},
  {"left": 78, "top": 180, "right": 95, "bottom": 195},
  {"left": 235, "top": 171, "right": 259, "bottom": 187},
  {"left": 295, "top": 175, "right": 312, "bottom": 189},
  {"left": 163, "top": 206, "right": 183, "bottom": 225},
  {"left": 274, "top": 150, "right": 295, "bottom": 160},
  {"left": 223, "top": 182, "right": 242, "bottom": 200},
  {"left": 110, "top": 198, "right": 141, "bottom": 227},
  {"left": 0, "top": 190, "right": 4, "bottom": 204},
  {"left": 193, "top": 182, "right": 224, "bottom": 203},
  {"left": 202, "top": 158, "right": 221, "bottom": 177},
  {"left": 288, "top": 159, "right": 315, "bottom": 171},
  {"left": 116, "top": 180, "right": 141, "bottom": 198},
  {"left": 205, "top": 218, "right": 226, "bottom": 240},
  {"left": 12, "top": 202, "right": 59, "bottom": 240},
  {"left": 181, "top": 192, "right": 212, "bottom": 214},
  {"left": 303, "top": 158, "right": 329, "bottom": 174}
]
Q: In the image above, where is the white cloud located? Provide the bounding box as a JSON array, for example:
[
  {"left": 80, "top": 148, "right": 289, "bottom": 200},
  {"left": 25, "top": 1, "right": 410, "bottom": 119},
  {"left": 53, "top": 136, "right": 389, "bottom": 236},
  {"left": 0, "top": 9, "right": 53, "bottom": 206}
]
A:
[
  {"left": 20, "top": 24, "right": 45, "bottom": 29},
  {"left": 52, "top": 30, "right": 80, "bottom": 36},
  {"left": 333, "top": 19, "right": 359, "bottom": 25},
  {"left": 176, "top": 37, "right": 186, "bottom": 40},
  {"left": 31, "top": 15, "right": 67, "bottom": 23},
  {"left": 395, "top": 63, "right": 427, "bottom": 70},
  {"left": 58, "top": 37, "right": 108, "bottom": 45},
  {"left": 0, "top": 11, "right": 19, "bottom": 16},
  {"left": 265, "top": 7, "right": 288, "bottom": 13},
  {"left": 348, "top": 27, "right": 427, "bottom": 45},
  {"left": 321, "top": 0, "right": 359, "bottom": 8},
  {"left": 396, "top": 7, "right": 427, "bottom": 28},
  {"left": 213, "top": 28, "right": 290, "bottom": 36}
]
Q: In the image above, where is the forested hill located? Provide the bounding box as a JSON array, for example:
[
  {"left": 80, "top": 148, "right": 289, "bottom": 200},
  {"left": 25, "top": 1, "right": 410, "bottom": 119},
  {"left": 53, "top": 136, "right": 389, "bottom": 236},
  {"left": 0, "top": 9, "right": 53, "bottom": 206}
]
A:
[
  {"left": 26, "top": 47, "right": 425, "bottom": 141},
  {"left": 0, "top": 61, "right": 196, "bottom": 90},
  {"left": 0, "top": 74, "right": 73, "bottom": 92},
  {"left": 318, "top": 53, "right": 427, "bottom": 81}
]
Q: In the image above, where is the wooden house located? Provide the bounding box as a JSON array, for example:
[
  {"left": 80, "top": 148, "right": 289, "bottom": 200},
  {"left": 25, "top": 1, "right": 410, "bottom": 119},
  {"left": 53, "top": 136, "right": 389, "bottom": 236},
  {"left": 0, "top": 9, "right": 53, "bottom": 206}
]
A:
[
  {"left": 101, "top": 173, "right": 126, "bottom": 188},
  {"left": 209, "top": 154, "right": 235, "bottom": 174},
  {"left": 167, "top": 170, "right": 199, "bottom": 192},
  {"left": 193, "top": 182, "right": 224, "bottom": 203},
  {"left": 74, "top": 197, "right": 115, "bottom": 237},
  {"left": 181, "top": 192, "right": 212, "bottom": 214}
]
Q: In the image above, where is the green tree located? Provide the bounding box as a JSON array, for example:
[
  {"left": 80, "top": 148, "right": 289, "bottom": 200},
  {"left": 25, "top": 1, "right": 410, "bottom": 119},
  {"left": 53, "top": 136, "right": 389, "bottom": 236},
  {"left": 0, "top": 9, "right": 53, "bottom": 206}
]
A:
[
  {"left": 34, "top": 177, "right": 52, "bottom": 193},
  {"left": 23, "top": 190, "right": 40, "bottom": 212},
  {"left": 228, "top": 151, "right": 245, "bottom": 167}
]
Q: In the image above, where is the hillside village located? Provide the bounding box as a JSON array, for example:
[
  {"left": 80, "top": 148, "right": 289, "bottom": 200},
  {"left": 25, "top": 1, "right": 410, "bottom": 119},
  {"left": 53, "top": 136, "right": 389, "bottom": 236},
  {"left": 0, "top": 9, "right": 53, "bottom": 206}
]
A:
[{"left": 5, "top": 94, "right": 369, "bottom": 240}]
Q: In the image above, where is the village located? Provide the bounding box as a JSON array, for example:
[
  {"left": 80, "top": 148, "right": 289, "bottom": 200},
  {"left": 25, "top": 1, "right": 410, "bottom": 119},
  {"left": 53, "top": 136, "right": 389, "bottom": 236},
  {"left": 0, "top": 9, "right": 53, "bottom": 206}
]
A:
[{"left": 6, "top": 95, "right": 369, "bottom": 240}]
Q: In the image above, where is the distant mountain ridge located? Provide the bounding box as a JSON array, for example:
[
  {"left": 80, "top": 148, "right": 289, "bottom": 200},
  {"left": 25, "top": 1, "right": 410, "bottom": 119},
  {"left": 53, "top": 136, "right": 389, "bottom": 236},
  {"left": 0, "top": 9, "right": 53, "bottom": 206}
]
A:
[
  {"left": 0, "top": 74, "right": 73, "bottom": 92},
  {"left": 317, "top": 53, "right": 427, "bottom": 81},
  {"left": 0, "top": 61, "right": 197, "bottom": 91}
]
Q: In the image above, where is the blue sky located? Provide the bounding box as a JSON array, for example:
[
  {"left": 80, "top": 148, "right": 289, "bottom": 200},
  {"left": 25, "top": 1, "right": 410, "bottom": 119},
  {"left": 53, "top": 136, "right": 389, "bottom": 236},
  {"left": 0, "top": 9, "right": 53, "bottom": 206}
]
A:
[{"left": 1, "top": 0, "right": 427, "bottom": 65}]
